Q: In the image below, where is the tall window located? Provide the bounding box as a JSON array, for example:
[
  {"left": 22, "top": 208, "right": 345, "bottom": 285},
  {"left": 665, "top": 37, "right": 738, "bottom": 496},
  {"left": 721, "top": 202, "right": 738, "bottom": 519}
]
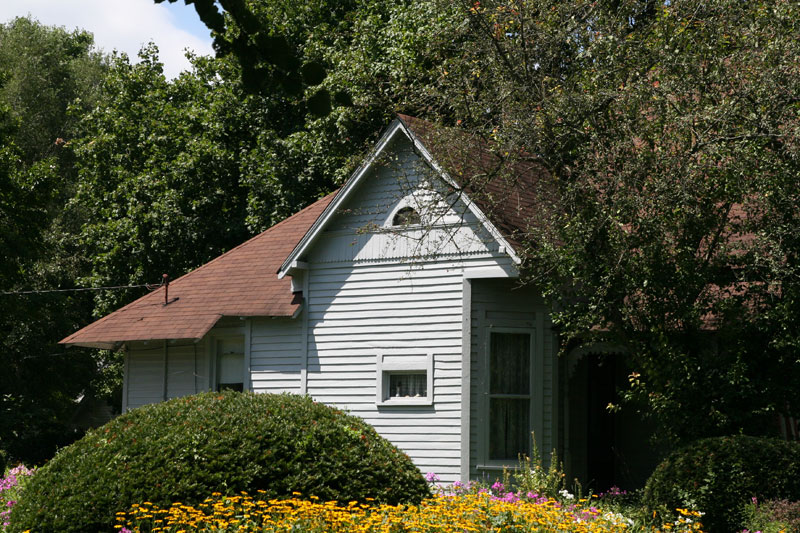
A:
[
  {"left": 488, "top": 331, "right": 532, "bottom": 461},
  {"left": 216, "top": 338, "right": 244, "bottom": 392}
]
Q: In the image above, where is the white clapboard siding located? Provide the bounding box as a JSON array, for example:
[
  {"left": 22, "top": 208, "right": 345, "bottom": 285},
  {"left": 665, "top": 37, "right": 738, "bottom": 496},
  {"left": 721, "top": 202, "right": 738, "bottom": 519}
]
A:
[
  {"left": 126, "top": 341, "right": 209, "bottom": 411},
  {"left": 306, "top": 260, "right": 459, "bottom": 483},
  {"left": 126, "top": 344, "right": 165, "bottom": 410},
  {"left": 305, "top": 255, "right": 513, "bottom": 483},
  {"left": 468, "top": 279, "right": 557, "bottom": 480},
  {"left": 250, "top": 317, "right": 303, "bottom": 393},
  {"left": 165, "top": 343, "right": 201, "bottom": 400}
]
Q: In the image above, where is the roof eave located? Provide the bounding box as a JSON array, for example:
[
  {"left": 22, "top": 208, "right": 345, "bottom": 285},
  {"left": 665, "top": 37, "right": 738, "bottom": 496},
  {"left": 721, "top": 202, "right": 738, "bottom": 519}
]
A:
[
  {"left": 278, "top": 116, "right": 523, "bottom": 276},
  {"left": 278, "top": 118, "right": 407, "bottom": 277},
  {"left": 60, "top": 340, "right": 124, "bottom": 350}
]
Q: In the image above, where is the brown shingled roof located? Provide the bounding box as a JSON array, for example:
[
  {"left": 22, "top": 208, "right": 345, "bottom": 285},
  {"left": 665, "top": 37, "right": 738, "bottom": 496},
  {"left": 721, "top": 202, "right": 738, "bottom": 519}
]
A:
[{"left": 61, "top": 192, "right": 337, "bottom": 349}]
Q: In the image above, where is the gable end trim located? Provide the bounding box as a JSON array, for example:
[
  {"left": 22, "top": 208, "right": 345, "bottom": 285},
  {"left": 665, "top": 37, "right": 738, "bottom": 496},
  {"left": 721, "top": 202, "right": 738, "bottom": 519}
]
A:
[{"left": 279, "top": 116, "right": 523, "bottom": 277}]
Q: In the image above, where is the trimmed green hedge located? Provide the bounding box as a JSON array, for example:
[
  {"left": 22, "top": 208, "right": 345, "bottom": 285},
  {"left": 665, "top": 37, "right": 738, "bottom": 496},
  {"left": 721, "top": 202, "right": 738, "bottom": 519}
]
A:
[
  {"left": 10, "top": 391, "right": 430, "bottom": 533},
  {"left": 644, "top": 435, "right": 800, "bottom": 532}
]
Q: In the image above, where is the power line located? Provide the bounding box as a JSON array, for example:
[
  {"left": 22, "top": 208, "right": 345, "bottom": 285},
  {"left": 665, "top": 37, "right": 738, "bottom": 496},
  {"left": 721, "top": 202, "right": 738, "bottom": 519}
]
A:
[{"left": 0, "top": 281, "right": 163, "bottom": 296}]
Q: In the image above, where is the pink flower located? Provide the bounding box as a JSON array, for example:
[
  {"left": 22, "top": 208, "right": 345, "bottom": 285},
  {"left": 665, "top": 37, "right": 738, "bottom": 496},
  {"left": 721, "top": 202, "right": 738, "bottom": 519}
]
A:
[
  {"left": 425, "top": 472, "right": 440, "bottom": 483},
  {"left": 501, "top": 492, "right": 519, "bottom": 503}
]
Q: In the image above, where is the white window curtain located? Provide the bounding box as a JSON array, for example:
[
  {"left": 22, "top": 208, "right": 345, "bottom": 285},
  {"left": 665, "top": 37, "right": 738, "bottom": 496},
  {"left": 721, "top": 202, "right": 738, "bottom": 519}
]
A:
[
  {"left": 488, "top": 332, "right": 531, "bottom": 461},
  {"left": 389, "top": 373, "right": 427, "bottom": 398}
]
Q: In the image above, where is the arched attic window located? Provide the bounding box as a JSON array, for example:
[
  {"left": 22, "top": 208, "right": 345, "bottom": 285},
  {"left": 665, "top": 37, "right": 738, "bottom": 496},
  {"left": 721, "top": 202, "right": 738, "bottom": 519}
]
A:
[{"left": 392, "top": 206, "right": 421, "bottom": 226}]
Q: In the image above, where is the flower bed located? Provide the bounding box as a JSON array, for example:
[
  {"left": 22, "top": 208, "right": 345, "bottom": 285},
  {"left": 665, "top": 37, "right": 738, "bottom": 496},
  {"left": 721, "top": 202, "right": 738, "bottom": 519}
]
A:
[
  {"left": 117, "top": 488, "right": 704, "bottom": 532},
  {"left": 0, "top": 465, "right": 33, "bottom": 530}
]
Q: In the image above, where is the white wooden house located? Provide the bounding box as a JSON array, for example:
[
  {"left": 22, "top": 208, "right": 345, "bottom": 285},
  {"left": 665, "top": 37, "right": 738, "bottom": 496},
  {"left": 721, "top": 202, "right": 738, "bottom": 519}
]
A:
[{"left": 62, "top": 115, "right": 656, "bottom": 488}]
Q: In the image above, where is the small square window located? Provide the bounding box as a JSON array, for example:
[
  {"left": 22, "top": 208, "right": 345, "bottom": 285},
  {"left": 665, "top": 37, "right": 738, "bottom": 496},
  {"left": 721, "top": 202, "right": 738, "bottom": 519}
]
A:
[
  {"left": 388, "top": 372, "right": 428, "bottom": 398},
  {"left": 376, "top": 351, "right": 433, "bottom": 406}
]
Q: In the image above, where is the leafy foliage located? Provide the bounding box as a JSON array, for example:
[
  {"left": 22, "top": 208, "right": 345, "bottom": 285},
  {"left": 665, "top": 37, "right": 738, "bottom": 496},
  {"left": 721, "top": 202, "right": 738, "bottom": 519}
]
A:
[
  {"left": 742, "top": 498, "right": 800, "bottom": 533},
  {"left": 644, "top": 435, "right": 800, "bottom": 532},
  {"left": 511, "top": 434, "right": 567, "bottom": 500},
  {"left": 0, "top": 17, "right": 105, "bottom": 164},
  {"left": 157, "top": 0, "right": 335, "bottom": 113},
  {"left": 434, "top": 0, "right": 800, "bottom": 443},
  {"left": 9, "top": 391, "right": 430, "bottom": 533},
  {"left": 0, "top": 17, "right": 110, "bottom": 465}
]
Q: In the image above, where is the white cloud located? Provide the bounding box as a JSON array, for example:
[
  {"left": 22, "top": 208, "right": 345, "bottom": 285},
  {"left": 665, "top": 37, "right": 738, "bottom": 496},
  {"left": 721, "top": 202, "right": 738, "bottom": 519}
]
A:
[{"left": 0, "top": 0, "right": 215, "bottom": 79}]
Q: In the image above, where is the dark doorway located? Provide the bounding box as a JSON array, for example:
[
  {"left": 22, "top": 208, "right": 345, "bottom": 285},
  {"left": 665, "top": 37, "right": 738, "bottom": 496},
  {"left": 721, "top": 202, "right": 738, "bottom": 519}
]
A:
[
  {"left": 567, "top": 352, "right": 662, "bottom": 492},
  {"left": 586, "top": 353, "right": 617, "bottom": 491}
]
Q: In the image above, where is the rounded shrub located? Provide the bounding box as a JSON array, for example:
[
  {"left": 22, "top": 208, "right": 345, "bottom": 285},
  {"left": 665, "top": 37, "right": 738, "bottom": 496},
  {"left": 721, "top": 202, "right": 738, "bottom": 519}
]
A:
[
  {"left": 10, "top": 391, "right": 430, "bottom": 533},
  {"left": 644, "top": 435, "right": 800, "bottom": 532}
]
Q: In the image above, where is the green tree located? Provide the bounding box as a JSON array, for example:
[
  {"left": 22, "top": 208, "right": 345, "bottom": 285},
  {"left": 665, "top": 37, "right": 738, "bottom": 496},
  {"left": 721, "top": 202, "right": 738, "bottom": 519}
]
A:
[
  {"left": 0, "top": 17, "right": 105, "bottom": 165},
  {"left": 72, "top": 1, "right": 461, "bottom": 313},
  {"left": 0, "top": 92, "right": 97, "bottom": 464},
  {"left": 71, "top": 46, "right": 255, "bottom": 314},
  {"left": 0, "top": 18, "right": 109, "bottom": 464},
  {"left": 156, "top": 0, "right": 345, "bottom": 115},
  {"left": 436, "top": 0, "right": 800, "bottom": 444}
]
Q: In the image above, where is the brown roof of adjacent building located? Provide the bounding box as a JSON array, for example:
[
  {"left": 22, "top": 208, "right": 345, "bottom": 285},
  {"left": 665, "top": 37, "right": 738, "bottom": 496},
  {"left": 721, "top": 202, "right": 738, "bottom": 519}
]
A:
[
  {"left": 60, "top": 192, "right": 337, "bottom": 349},
  {"left": 397, "top": 114, "right": 557, "bottom": 252}
]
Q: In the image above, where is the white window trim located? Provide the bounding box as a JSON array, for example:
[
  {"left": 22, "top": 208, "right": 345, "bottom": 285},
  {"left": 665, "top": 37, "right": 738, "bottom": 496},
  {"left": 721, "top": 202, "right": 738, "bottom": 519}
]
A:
[
  {"left": 376, "top": 350, "right": 434, "bottom": 406},
  {"left": 384, "top": 196, "right": 427, "bottom": 229},
  {"left": 479, "top": 326, "right": 537, "bottom": 470}
]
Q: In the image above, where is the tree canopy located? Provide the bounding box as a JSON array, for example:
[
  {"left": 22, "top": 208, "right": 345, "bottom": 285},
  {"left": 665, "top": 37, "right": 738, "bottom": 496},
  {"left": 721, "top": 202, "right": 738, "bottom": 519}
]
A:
[
  {"left": 0, "top": 3, "right": 459, "bottom": 463},
  {"left": 436, "top": 0, "right": 800, "bottom": 443}
]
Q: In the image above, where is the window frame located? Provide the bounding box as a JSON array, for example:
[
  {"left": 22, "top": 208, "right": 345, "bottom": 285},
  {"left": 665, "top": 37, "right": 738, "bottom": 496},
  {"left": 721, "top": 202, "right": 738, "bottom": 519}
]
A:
[
  {"left": 376, "top": 350, "right": 434, "bottom": 406},
  {"left": 391, "top": 206, "right": 421, "bottom": 227},
  {"left": 211, "top": 334, "right": 247, "bottom": 393},
  {"left": 385, "top": 203, "right": 423, "bottom": 229},
  {"left": 480, "top": 326, "right": 537, "bottom": 469}
]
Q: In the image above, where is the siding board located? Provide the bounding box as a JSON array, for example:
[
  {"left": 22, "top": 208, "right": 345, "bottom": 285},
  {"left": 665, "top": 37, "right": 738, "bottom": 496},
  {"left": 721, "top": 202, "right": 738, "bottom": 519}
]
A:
[{"left": 250, "top": 317, "right": 303, "bottom": 394}]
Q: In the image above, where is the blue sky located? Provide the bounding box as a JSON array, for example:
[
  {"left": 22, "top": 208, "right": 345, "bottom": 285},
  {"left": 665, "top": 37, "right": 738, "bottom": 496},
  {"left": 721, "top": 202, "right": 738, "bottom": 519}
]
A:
[{"left": 0, "top": 0, "right": 216, "bottom": 78}]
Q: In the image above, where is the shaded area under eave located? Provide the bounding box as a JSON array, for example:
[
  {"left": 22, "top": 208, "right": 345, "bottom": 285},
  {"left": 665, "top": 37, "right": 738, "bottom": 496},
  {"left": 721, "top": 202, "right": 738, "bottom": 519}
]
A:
[{"left": 59, "top": 192, "right": 337, "bottom": 350}]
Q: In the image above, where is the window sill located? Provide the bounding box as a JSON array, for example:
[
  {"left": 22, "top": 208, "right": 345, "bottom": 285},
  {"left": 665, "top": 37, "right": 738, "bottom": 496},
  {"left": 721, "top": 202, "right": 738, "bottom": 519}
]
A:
[
  {"left": 476, "top": 462, "right": 522, "bottom": 472},
  {"left": 377, "top": 397, "right": 433, "bottom": 407}
]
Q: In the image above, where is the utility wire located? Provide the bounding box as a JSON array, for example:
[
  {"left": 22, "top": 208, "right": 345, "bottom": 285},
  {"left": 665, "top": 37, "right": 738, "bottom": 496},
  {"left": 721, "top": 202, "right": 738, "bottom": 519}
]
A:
[{"left": 0, "top": 280, "right": 164, "bottom": 296}]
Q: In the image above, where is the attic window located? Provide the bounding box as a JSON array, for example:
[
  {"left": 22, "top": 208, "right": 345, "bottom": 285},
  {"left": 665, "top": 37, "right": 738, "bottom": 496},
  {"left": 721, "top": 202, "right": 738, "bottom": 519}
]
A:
[{"left": 392, "top": 206, "right": 421, "bottom": 226}]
